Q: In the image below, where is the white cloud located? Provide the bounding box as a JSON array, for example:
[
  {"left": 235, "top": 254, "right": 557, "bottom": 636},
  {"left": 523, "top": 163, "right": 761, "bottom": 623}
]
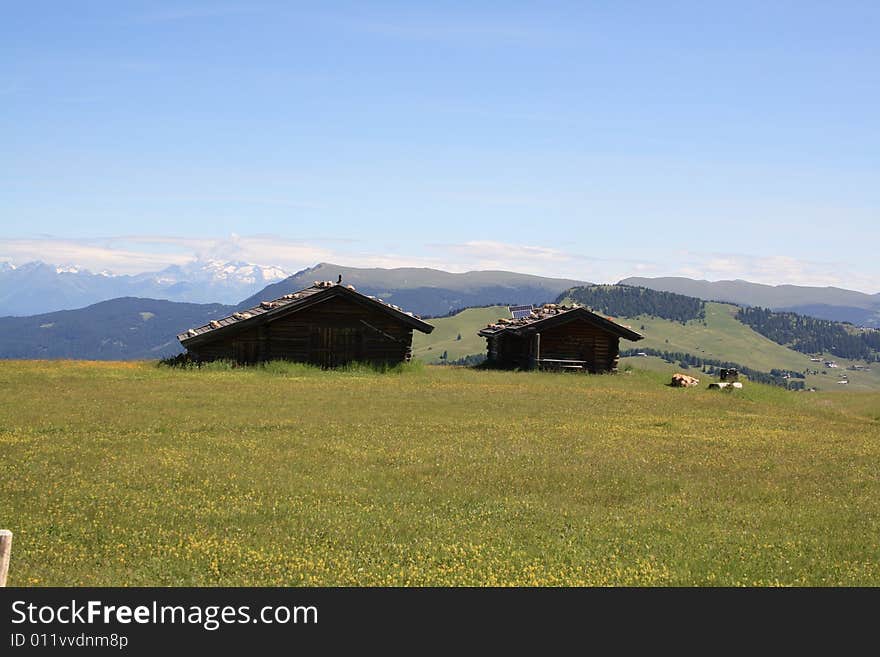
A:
[
  {"left": 194, "top": 235, "right": 337, "bottom": 268},
  {"left": 444, "top": 240, "right": 570, "bottom": 267},
  {"left": 0, "top": 238, "right": 193, "bottom": 273},
  {"left": 424, "top": 241, "right": 664, "bottom": 283},
  {"left": 1, "top": 235, "right": 878, "bottom": 293},
  {"left": 0, "top": 236, "right": 335, "bottom": 275},
  {"left": 662, "top": 251, "right": 880, "bottom": 292}
]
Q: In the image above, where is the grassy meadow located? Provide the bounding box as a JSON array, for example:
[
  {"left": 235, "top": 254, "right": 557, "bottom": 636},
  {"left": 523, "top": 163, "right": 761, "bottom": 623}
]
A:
[{"left": 1, "top": 360, "right": 880, "bottom": 586}]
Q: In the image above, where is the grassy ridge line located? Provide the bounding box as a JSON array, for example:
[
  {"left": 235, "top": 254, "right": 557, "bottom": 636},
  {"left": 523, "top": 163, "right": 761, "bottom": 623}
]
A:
[{"left": 2, "top": 361, "right": 879, "bottom": 586}]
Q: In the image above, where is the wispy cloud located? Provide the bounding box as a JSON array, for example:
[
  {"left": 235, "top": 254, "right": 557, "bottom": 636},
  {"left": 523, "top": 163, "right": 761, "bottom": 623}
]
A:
[
  {"left": 0, "top": 236, "right": 333, "bottom": 275},
  {"left": 339, "top": 9, "right": 574, "bottom": 49},
  {"left": 436, "top": 191, "right": 553, "bottom": 208},
  {"left": 421, "top": 242, "right": 880, "bottom": 292},
  {"left": 127, "top": 195, "right": 324, "bottom": 210},
  {"left": 425, "top": 241, "right": 664, "bottom": 283},
  {"left": 131, "top": 5, "right": 261, "bottom": 25},
  {"left": 440, "top": 240, "right": 571, "bottom": 268},
  {"left": 0, "top": 238, "right": 194, "bottom": 273},
  {"left": 668, "top": 251, "right": 880, "bottom": 292},
  {"left": 1, "top": 236, "right": 878, "bottom": 292},
  {"left": 349, "top": 20, "right": 547, "bottom": 44}
]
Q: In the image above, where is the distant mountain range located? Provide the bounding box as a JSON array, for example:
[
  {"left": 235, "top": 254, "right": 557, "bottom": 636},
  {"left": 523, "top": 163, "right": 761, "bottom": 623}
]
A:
[
  {"left": 1, "top": 263, "right": 879, "bottom": 360},
  {"left": 620, "top": 277, "right": 880, "bottom": 328},
  {"left": 0, "top": 259, "right": 289, "bottom": 316},
  {"left": 6, "top": 260, "right": 878, "bottom": 326},
  {"left": 0, "top": 263, "right": 589, "bottom": 359},
  {"left": 239, "top": 262, "right": 588, "bottom": 317}
]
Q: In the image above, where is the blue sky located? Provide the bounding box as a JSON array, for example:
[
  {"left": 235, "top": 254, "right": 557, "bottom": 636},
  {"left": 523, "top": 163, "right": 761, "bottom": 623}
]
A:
[{"left": 2, "top": 1, "right": 879, "bottom": 290}]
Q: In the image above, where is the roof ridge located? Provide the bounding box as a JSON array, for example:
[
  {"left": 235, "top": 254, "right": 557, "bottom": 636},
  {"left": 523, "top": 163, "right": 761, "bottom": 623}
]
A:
[
  {"left": 179, "top": 281, "right": 432, "bottom": 342},
  {"left": 478, "top": 303, "right": 642, "bottom": 341}
]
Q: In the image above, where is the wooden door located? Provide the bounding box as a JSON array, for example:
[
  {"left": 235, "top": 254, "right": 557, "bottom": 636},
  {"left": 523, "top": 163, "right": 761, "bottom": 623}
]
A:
[
  {"left": 309, "top": 326, "right": 364, "bottom": 368},
  {"left": 309, "top": 327, "right": 332, "bottom": 368},
  {"left": 331, "top": 327, "right": 363, "bottom": 366},
  {"left": 233, "top": 340, "right": 259, "bottom": 364}
]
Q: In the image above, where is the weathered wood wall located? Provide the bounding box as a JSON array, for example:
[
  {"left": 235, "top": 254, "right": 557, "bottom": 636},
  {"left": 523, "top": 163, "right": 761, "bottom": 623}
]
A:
[
  {"left": 486, "top": 333, "right": 529, "bottom": 368},
  {"left": 190, "top": 295, "right": 414, "bottom": 366},
  {"left": 487, "top": 318, "right": 622, "bottom": 373}
]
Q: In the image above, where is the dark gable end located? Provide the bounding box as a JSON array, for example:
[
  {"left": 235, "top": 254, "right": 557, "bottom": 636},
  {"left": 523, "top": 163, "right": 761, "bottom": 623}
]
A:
[
  {"left": 177, "top": 282, "right": 433, "bottom": 365},
  {"left": 478, "top": 303, "right": 642, "bottom": 373}
]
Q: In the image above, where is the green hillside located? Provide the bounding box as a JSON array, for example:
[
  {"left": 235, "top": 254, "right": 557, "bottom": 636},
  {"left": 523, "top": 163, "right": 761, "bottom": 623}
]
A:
[
  {"left": 412, "top": 306, "right": 506, "bottom": 363},
  {"left": 0, "top": 297, "right": 230, "bottom": 360},
  {"left": 3, "top": 361, "right": 880, "bottom": 585},
  {"left": 626, "top": 302, "right": 811, "bottom": 369},
  {"left": 620, "top": 302, "right": 880, "bottom": 392},
  {"left": 413, "top": 301, "right": 880, "bottom": 391}
]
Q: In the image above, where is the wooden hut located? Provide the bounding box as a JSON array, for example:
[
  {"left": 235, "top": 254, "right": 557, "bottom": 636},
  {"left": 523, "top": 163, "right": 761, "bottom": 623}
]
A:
[
  {"left": 178, "top": 280, "right": 434, "bottom": 367},
  {"left": 478, "top": 304, "right": 643, "bottom": 372}
]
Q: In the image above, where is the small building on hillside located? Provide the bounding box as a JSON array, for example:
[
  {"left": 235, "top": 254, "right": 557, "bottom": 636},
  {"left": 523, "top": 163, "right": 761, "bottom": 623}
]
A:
[
  {"left": 177, "top": 280, "right": 434, "bottom": 367},
  {"left": 478, "top": 303, "right": 643, "bottom": 372}
]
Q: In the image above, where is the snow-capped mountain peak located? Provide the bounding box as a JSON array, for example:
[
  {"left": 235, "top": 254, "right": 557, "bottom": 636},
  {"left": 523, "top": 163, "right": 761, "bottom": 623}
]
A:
[
  {"left": 165, "top": 259, "right": 290, "bottom": 285},
  {"left": 55, "top": 264, "right": 88, "bottom": 274},
  {"left": 0, "top": 259, "right": 292, "bottom": 315}
]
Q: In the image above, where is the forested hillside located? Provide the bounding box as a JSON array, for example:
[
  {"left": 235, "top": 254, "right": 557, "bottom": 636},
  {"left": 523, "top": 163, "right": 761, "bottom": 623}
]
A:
[
  {"left": 0, "top": 297, "right": 230, "bottom": 359},
  {"left": 737, "top": 307, "right": 880, "bottom": 361},
  {"left": 621, "top": 276, "right": 880, "bottom": 327},
  {"left": 558, "top": 285, "right": 705, "bottom": 323}
]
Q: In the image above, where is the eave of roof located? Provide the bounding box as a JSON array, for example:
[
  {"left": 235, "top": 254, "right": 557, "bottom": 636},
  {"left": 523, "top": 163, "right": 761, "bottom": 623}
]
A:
[
  {"left": 178, "top": 282, "right": 434, "bottom": 346},
  {"left": 478, "top": 305, "right": 643, "bottom": 342}
]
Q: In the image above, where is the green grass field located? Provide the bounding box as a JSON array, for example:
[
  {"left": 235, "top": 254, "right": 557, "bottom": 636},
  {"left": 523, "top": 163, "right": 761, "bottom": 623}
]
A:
[{"left": 2, "top": 360, "right": 879, "bottom": 586}]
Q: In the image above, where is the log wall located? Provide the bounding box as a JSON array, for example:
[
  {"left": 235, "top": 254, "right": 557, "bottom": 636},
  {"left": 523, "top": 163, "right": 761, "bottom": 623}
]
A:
[
  {"left": 189, "top": 295, "right": 415, "bottom": 366},
  {"left": 487, "top": 318, "right": 622, "bottom": 373}
]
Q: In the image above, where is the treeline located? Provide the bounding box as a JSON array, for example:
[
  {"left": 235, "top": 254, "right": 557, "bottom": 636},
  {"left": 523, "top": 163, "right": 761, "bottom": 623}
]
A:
[
  {"left": 737, "top": 306, "right": 880, "bottom": 361},
  {"left": 437, "top": 353, "right": 487, "bottom": 367},
  {"left": 620, "top": 348, "right": 807, "bottom": 389},
  {"left": 558, "top": 285, "right": 705, "bottom": 323}
]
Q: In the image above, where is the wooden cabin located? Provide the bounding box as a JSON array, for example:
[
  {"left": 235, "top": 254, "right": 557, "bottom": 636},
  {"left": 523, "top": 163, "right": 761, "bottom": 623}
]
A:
[
  {"left": 478, "top": 304, "right": 643, "bottom": 372},
  {"left": 178, "top": 280, "right": 434, "bottom": 367}
]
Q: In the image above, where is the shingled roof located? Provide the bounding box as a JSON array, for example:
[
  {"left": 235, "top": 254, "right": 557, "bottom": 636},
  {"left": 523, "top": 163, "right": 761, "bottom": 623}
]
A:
[
  {"left": 178, "top": 280, "right": 434, "bottom": 346},
  {"left": 478, "top": 303, "right": 643, "bottom": 341}
]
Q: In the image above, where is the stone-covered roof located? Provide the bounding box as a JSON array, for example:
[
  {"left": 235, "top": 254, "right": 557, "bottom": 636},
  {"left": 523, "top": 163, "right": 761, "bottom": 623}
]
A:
[
  {"left": 178, "top": 280, "right": 434, "bottom": 345},
  {"left": 478, "top": 303, "right": 643, "bottom": 341}
]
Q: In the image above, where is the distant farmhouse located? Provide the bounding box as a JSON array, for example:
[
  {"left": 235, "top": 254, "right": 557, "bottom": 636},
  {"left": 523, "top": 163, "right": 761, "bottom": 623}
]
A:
[
  {"left": 478, "top": 303, "right": 643, "bottom": 372},
  {"left": 178, "top": 279, "right": 434, "bottom": 366}
]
